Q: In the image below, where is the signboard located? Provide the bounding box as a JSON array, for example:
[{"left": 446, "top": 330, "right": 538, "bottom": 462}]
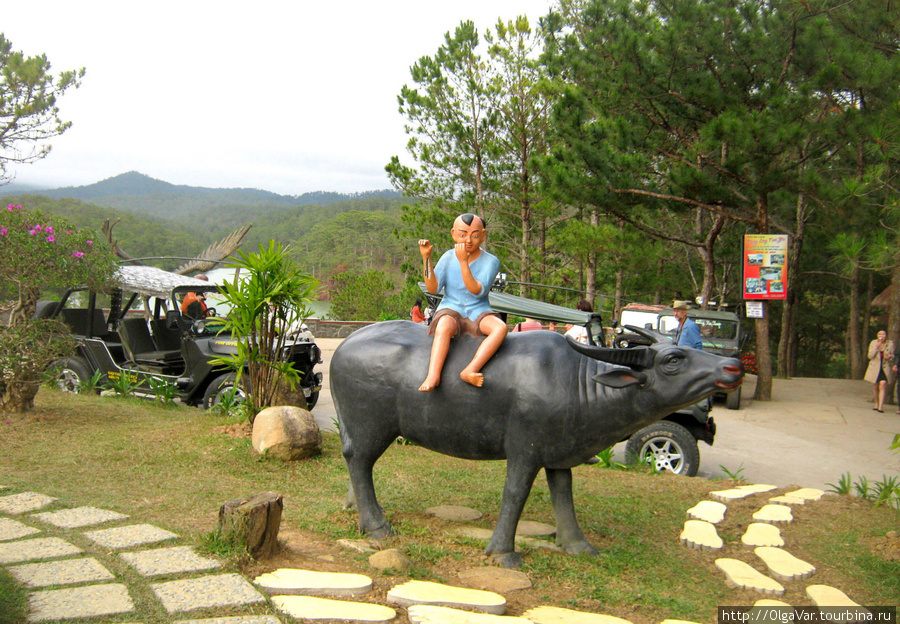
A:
[
  {"left": 745, "top": 301, "right": 764, "bottom": 318},
  {"left": 743, "top": 235, "right": 788, "bottom": 300}
]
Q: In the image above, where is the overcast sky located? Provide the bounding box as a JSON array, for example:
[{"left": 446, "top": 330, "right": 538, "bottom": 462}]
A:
[{"left": 3, "top": 1, "right": 556, "bottom": 196}]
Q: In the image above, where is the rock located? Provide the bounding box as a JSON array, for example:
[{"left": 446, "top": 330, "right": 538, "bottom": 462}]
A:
[
  {"left": 252, "top": 406, "right": 321, "bottom": 461},
  {"left": 458, "top": 566, "right": 532, "bottom": 593},
  {"left": 369, "top": 548, "right": 413, "bottom": 571},
  {"left": 426, "top": 505, "right": 483, "bottom": 522},
  {"left": 337, "top": 539, "right": 380, "bottom": 554}
]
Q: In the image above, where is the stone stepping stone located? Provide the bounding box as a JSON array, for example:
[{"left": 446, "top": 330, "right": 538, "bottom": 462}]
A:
[
  {"left": 337, "top": 538, "right": 381, "bottom": 553},
  {"left": 409, "top": 604, "right": 533, "bottom": 623},
  {"left": 369, "top": 548, "right": 413, "bottom": 571},
  {"left": 523, "top": 605, "right": 634, "bottom": 624},
  {"left": 27, "top": 583, "right": 134, "bottom": 621},
  {"left": 686, "top": 501, "right": 727, "bottom": 524},
  {"left": 659, "top": 620, "right": 704, "bottom": 624},
  {"left": 785, "top": 488, "right": 825, "bottom": 501},
  {"left": 752, "top": 505, "right": 793, "bottom": 524},
  {"left": 152, "top": 573, "right": 266, "bottom": 613},
  {"left": 272, "top": 595, "right": 395, "bottom": 623},
  {"left": 0, "top": 536, "right": 82, "bottom": 564},
  {"left": 742, "top": 523, "right": 784, "bottom": 548},
  {"left": 8, "top": 557, "right": 114, "bottom": 588},
  {"left": 84, "top": 523, "right": 179, "bottom": 549},
  {"left": 769, "top": 495, "right": 807, "bottom": 506},
  {"left": 0, "top": 517, "right": 40, "bottom": 541},
  {"left": 806, "top": 584, "right": 862, "bottom": 607},
  {"left": 516, "top": 521, "right": 555, "bottom": 537},
  {"left": 120, "top": 545, "right": 222, "bottom": 577},
  {"left": 32, "top": 506, "right": 128, "bottom": 528},
  {"left": 715, "top": 558, "right": 785, "bottom": 595},
  {"left": 680, "top": 520, "right": 723, "bottom": 551},
  {"left": 754, "top": 547, "right": 816, "bottom": 581},
  {"left": 456, "top": 527, "right": 528, "bottom": 544},
  {"left": 458, "top": 566, "right": 532, "bottom": 593},
  {"left": 737, "top": 484, "right": 778, "bottom": 493},
  {"left": 387, "top": 580, "right": 506, "bottom": 615},
  {"left": 426, "top": 505, "right": 483, "bottom": 522},
  {"left": 0, "top": 492, "right": 57, "bottom": 514},
  {"left": 710, "top": 488, "right": 758, "bottom": 502},
  {"left": 254, "top": 568, "right": 373, "bottom": 597},
  {"left": 754, "top": 600, "right": 792, "bottom": 607},
  {"left": 175, "top": 617, "right": 282, "bottom": 624}
]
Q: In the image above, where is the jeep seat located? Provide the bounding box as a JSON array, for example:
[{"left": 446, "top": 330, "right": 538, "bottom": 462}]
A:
[{"left": 117, "top": 317, "right": 182, "bottom": 365}]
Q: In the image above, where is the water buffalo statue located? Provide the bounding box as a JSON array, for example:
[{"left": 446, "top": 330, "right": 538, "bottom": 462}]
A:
[{"left": 331, "top": 320, "right": 742, "bottom": 567}]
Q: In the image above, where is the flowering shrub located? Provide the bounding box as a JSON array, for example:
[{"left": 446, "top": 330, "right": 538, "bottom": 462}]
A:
[
  {"left": 740, "top": 352, "right": 758, "bottom": 375},
  {"left": 0, "top": 204, "right": 116, "bottom": 412}
]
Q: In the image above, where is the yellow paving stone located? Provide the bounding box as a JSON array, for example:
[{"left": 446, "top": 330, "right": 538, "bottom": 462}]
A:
[
  {"left": 409, "top": 604, "right": 533, "bottom": 623},
  {"left": 272, "top": 595, "right": 396, "bottom": 623},
  {"left": 659, "top": 620, "right": 704, "bottom": 624},
  {"left": 387, "top": 580, "right": 506, "bottom": 615},
  {"left": 742, "top": 523, "right": 784, "bottom": 548},
  {"left": 752, "top": 504, "right": 793, "bottom": 524},
  {"left": 254, "top": 568, "right": 373, "bottom": 596},
  {"left": 754, "top": 547, "right": 816, "bottom": 581},
  {"left": 714, "top": 558, "right": 785, "bottom": 595},
  {"left": 686, "top": 501, "right": 727, "bottom": 524},
  {"left": 769, "top": 495, "right": 806, "bottom": 506},
  {"left": 736, "top": 484, "right": 778, "bottom": 493},
  {"left": 522, "top": 605, "right": 633, "bottom": 624},
  {"left": 710, "top": 488, "right": 758, "bottom": 502},
  {"left": 679, "top": 520, "right": 723, "bottom": 551},
  {"left": 753, "top": 600, "right": 793, "bottom": 607},
  {"left": 785, "top": 488, "right": 825, "bottom": 501},
  {"left": 806, "top": 585, "right": 863, "bottom": 607}
]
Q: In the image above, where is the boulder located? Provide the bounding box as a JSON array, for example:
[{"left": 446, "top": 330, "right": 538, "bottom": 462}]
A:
[{"left": 252, "top": 406, "right": 321, "bottom": 461}]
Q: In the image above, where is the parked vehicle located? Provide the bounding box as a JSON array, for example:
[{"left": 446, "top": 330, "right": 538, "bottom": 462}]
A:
[
  {"left": 419, "top": 284, "right": 713, "bottom": 476},
  {"left": 37, "top": 265, "right": 323, "bottom": 409}
]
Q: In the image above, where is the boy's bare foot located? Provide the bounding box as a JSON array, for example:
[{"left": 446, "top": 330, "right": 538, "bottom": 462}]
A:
[
  {"left": 460, "top": 370, "right": 484, "bottom": 387},
  {"left": 418, "top": 377, "right": 440, "bottom": 392}
]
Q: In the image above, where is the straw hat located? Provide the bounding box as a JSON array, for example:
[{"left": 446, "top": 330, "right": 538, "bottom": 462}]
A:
[{"left": 672, "top": 300, "right": 690, "bottom": 310}]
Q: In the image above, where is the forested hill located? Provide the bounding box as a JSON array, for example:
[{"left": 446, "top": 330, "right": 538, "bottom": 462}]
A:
[{"left": 3, "top": 171, "right": 402, "bottom": 223}]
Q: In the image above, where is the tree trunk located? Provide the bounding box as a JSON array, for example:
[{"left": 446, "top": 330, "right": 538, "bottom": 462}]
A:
[
  {"left": 754, "top": 314, "right": 773, "bottom": 400},
  {"left": 847, "top": 265, "right": 863, "bottom": 379}
]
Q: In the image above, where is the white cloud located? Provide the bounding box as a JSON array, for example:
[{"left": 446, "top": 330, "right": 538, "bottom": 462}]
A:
[{"left": 3, "top": 0, "right": 554, "bottom": 195}]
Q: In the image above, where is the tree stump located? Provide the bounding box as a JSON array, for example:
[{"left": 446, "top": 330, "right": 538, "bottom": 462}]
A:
[{"left": 217, "top": 491, "right": 283, "bottom": 558}]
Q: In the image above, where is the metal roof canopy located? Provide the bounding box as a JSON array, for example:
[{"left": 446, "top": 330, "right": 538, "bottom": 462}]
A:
[
  {"left": 114, "top": 266, "right": 213, "bottom": 299},
  {"left": 419, "top": 282, "right": 602, "bottom": 327}
]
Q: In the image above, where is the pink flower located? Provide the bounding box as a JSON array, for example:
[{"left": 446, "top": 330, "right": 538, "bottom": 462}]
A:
[
  {"left": 46, "top": 226, "right": 53, "bottom": 233},
  {"left": 86, "top": 240, "right": 93, "bottom": 245},
  {"left": 0, "top": 227, "right": 6, "bottom": 236},
  {"left": 29, "top": 229, "right": 37, "bottom": 236},
  {"left": 67, "top": 230, "right": 73, "bottom": 235},
  {"left": 33, "top": 225, "right": 43, "bottom": 232},
  {"left": 72, "top": 251, "right": 84, "bottom": 258},
  {"left": 46, "top": 234, "right": 55, "bottom": 242}
]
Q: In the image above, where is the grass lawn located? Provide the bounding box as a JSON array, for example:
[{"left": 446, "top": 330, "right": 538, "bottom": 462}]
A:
[{"left": 0, "top": 389, "right": 897, "bottom": 623}]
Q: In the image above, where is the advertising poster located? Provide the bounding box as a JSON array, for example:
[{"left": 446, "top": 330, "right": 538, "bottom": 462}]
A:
[{"left": 743, "top": 234, "right": 788, "bottom": 300}]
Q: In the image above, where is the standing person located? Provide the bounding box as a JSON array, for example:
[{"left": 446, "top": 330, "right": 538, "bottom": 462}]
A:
[
  {"left": 512, "top": 318, "right": 542, "bottom": 332},
  {"left": 417, "top": 213, "right": 507, "bottom": 391},
  {"left": 672, "top": 300, "right": 703, "bottom": 350},
  {"left": 565, "top": 299, "right": 594, "bottom": 344},
  {"left": 411, "top": 298, "right": 426, "bottom": 324},
  {"left": 866, "top": 329, "right": 894, "bottom": 413}
]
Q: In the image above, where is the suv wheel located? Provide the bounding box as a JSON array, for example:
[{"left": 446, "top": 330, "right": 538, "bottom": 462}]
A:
[
  {"left": 202, "top": 373, "right": 247, "bottom": 410},
  {"left": 726, "top": 386, "right": 741, "bottom": 410},
  {"left": 624, "top": 420, "right": 700, "bottom": 477},
  {"left": 50, "top": 357, "right": 94, "bottom": 394}
]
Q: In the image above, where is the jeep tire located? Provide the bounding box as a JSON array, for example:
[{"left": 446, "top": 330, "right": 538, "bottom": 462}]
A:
[
  {"left": 50, "top": 357, "right": 95, "bottom": 394},
  {"left": 202, "top": 372, "right": 247, "bottom": 410},
  {"left": 624, "top": 420, "right": 700, "bottom": 477}
]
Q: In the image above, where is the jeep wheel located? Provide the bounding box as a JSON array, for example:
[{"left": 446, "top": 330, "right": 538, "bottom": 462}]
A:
[
  {"left": 202, "top": 373, "right": 247, "bottom": 410},
  {"left": 726, "top": 386, "right": 741, "bottom": 410},
  {"left": 624, "top": 420, "right": 700, "bottom": 477},
  {"left": 50, "top": 357, "right": 95, "bottom": 395}
]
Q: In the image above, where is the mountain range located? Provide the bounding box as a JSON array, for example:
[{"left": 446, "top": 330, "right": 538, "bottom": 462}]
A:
[{"left": 0, "top": 171, "right": 401, "bottom": 222}]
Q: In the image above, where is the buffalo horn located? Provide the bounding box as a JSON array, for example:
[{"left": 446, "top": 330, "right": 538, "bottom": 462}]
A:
[{"left": 566, "top": 335, "right": 655, "bottom": 369}]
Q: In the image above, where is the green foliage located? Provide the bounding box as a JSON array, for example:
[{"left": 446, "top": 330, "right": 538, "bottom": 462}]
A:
[
  {"left": 0, "top": 34, "right": 84, "bottom": 183},
  {"left": 104, "top": 372, "right": 141, "bottom": 397},
  {"left": 0, "top": 319, "right": 75, "bottom": 412},
  {"left": 211, "top": 241, "right": 319, "bottom": 418},
  {"left": 719, "top": 464, "right": 747, "bottom": 482},
  {"left": 327, "top": 269, "right": 399, "bottom": 321},
  {"left": 146, "top": 376, "right": 178, "bottom": 406},
  {"left": 827, "top": 472, "right": 854, "bottom": 496},
  {"left": 593, "top": 447, "right": 625, "bottom": 470},
  {"left": 0, "top": 566, "right": 27, "bottom": 624}
]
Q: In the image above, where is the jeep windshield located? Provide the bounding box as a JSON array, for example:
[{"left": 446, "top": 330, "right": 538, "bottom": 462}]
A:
[{"left": 658, "top": 309, "right": 739, "bottom": 352}]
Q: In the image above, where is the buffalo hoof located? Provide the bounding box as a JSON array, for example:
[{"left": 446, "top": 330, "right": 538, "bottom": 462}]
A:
[
  {"left": 561, "top": 540, "right": 599, "bottom": 557},
  {"left": 364, "top": 522, "right": 396, "bottom": 540},
  {"left": 488, "top": 551, "right": 523, "bottom": 569}
]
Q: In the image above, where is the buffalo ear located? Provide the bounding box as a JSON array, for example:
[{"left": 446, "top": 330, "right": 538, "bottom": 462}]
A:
[{"left": 592, "top": 370, "right": 647, "bottom": 388}]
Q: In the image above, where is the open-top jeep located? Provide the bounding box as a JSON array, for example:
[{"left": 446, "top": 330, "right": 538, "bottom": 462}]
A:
[{"left": 36, "top": 265, "right": 323, "bottom": 409}]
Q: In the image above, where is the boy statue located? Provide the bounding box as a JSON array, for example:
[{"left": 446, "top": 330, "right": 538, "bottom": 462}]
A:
[{"left": 418, "top": 213, "right": 508, "bottom": 391}]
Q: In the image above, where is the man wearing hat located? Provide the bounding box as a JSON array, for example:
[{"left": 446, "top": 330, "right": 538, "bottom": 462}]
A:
[{"left": 672, "top": 300, "right": 703, "bottom": 350}]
